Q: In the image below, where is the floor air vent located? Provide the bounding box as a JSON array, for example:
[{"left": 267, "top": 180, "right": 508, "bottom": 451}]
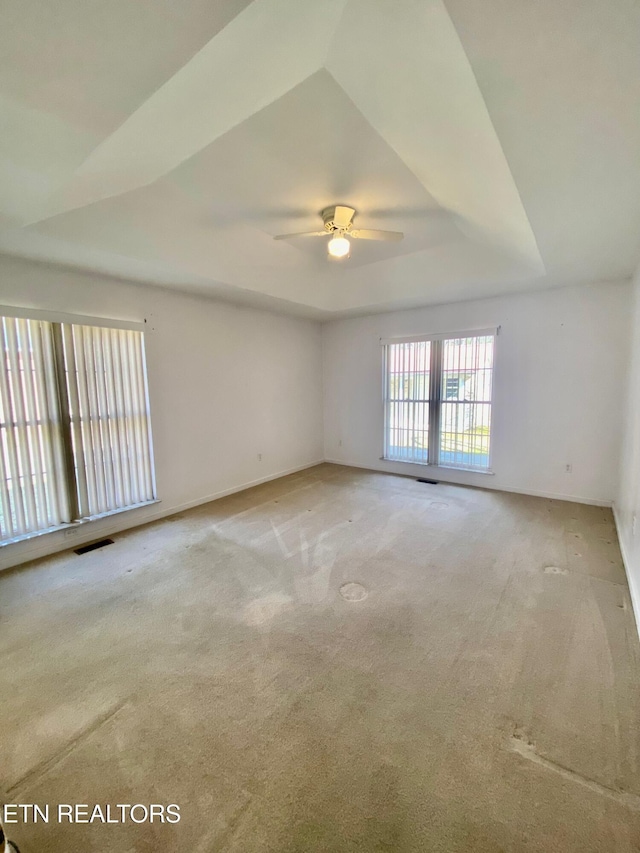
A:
[
  {"left": 74, "top": 538, "right": 114, "bottom": 555},
  {"left": 417, "top": 478, "right": 439, "bottom": 485}
]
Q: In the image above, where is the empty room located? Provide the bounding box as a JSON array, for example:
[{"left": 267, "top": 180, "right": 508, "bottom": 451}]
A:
[{"left": 1, "top": 1, "right": 640, "bottom": 851}]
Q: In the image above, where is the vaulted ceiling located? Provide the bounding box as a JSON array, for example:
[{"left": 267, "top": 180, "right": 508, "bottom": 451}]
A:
[{"left": 1, "top": 0, "right": 639, "bottom": 317}]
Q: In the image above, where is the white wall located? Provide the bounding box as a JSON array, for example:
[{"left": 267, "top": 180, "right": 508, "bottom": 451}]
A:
[
  {"left": 0, "top": 256, "right": 324, "bottom": 569},
  {"left": 323, "top": 280, "right": 631, "bottom": 505},
  {"left": 615, "top": 262, "right": 640, "bottom": 624},
  {"left": 1, "top": 258, "right": 632, "bottom": 571}
]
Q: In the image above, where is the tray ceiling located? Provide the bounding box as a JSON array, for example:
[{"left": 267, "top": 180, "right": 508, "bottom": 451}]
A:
[{"left": 0, "top": 0, "right": 638, "bottom": 317}]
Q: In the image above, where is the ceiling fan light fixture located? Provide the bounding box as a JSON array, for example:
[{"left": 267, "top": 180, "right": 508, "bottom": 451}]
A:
[{"left": 328, "top": 235, "right": 350, "bottom": 259}]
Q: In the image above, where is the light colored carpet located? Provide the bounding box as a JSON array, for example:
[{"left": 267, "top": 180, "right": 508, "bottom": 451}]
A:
[{"left": 1, "top": 463, "right": 640, "bottom": 852}]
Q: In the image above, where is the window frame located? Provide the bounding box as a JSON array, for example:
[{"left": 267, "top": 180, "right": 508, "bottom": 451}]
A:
[
  {"left": 0, "top": 306, "right": 157, "bottom": 547},
  {"left": 381, "top": 327, "right": 498, "bottom": 474}
]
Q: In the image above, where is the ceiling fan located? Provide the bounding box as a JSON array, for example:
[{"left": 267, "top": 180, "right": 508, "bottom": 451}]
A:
[{"left": 273, "top": 205, "right": 403, "bottom": 259}]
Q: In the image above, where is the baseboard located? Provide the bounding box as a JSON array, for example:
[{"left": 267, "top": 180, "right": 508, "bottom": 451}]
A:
[
  {"left": 151, "top": 459, "right": 326, "bottom": 517},
  {"left": 0, "top": 459, "right": 325, "bottom": 571},
  {"left": 612, "top": 503, "right": 640, "bottom": 640},
  {"left": 479, "top": 483, "right": 611, "bottom": 507},
  {"left": 322, "top": 458, "right": 612, "bottom": 507}
]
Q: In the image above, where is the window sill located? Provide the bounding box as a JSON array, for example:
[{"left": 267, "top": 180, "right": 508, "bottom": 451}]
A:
[
  {"left": 0, "top": 499, "right": 161, "bottom": 548},
  {"left": 436, "top": 464, "right": 494, "bottom": 476},
  {"left": 380, "top": 457, "right": 494, "bottom": 475}
]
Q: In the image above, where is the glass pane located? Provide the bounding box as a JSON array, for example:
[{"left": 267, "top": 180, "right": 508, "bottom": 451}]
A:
[{"left": 439, "top": 336, "right": 494, "bottom": 470}]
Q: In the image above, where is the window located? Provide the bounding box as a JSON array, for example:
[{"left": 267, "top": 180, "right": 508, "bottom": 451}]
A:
[
  {"left": 383, "top": 330, "right": 495, "bottom": 472},
  {"left": 0, "top": 313, "right": 155, "bottom": 544}
]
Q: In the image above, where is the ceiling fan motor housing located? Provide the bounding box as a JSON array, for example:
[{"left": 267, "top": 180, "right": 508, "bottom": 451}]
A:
[
  {"left": 321, "top": 205, "right": 355, "bottom": 232},
  {"left": 272, "top": 207, "right": 402, "bottom": 244}
]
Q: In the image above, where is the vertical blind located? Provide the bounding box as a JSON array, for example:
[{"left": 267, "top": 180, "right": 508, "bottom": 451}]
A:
[
  {"left": 0, "top": 317, "right": 70, "bottom": 539},
  {"left": 63, "top": 324, "right": 155, "bottom": 518},
  {"left": 384, "top": 332, "right": 495, "bottom": 471},
  {"left": 0, "top": 315, "right": 155, "bottom": 543}
]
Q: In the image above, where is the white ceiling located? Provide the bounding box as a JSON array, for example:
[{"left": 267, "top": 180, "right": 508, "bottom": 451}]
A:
[{"left": 1, "top": 0, "right": 639, "bottom": 318}]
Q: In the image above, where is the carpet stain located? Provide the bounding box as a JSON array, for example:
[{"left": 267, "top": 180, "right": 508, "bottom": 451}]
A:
[
  {"left": 339, "top": 582, "right": 368, "bottom": 602},
  {"left": 243, "top": 593, "right": 293, "bottom": 626},
  {"left": 544, "top": 566, "right": 569, "bottom": 575}
]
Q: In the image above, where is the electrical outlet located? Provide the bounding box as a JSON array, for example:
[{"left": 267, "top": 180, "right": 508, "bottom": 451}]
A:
[
  {"left": 565, "top": 463, "right": 572, "bottom": 473},
  {"left": 64, "top": 525, "right": 80, "bottom": 538},
  {"left": 338, "top": 440, "right": 342, "bottom": 447},
  {"left": 257, "top": 453, "right": 262, "bottom": 462}
]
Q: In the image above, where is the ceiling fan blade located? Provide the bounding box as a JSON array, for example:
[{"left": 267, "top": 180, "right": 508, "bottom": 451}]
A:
[
  {"left": 350, "top": 229, "right": 404, "bottom": 242},
  {"left": 273, "top": 230, "right": 327, "bottom": 240},
  {"left": 333, "top": 205, "right": 355, "bottom": 228}
]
